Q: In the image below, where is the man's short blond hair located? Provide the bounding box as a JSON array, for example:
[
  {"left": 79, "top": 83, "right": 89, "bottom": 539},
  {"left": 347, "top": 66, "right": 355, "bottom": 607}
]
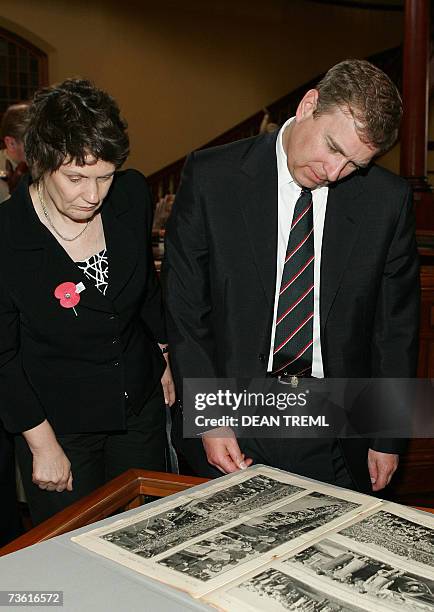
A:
[{"left": 314, "top": 59, "right": 402, "bottom": 154}]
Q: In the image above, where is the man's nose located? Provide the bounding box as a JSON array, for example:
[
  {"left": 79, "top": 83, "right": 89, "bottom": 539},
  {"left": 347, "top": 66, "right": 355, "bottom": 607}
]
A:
[{"left": 326, "top": 156, "right": 347, "bottom": 182}]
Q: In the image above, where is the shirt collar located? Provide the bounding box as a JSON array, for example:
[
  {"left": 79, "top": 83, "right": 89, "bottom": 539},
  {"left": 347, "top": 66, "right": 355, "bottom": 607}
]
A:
[{"left": 276, "top": 116, "right": 299, "bottom": 190}]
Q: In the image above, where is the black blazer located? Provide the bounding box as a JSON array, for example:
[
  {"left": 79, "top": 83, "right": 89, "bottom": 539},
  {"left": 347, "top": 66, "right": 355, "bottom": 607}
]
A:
[
  {"left": 0, "top": 170, "right": 166, "bottom": 434},
  {"left": 163, "top": 131, "right": 420, "bottom": 490}
]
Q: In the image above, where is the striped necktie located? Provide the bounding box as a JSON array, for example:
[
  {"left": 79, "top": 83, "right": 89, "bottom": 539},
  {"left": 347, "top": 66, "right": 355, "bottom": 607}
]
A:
[{"left": 272, "top": 187, "right": 314, "bottom": 376}]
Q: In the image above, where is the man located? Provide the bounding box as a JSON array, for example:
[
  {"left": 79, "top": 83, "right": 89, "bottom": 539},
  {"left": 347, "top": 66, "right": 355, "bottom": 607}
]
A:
[
  {"left": 0, "top": 102, "right": 30, "bottom": 203},
  {"left": 163, "top": 60, "right": 419, "bottom": 493}
]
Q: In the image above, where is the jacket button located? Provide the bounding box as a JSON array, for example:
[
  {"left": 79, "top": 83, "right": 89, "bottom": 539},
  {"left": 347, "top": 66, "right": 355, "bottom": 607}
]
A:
[
  {"left": 112, "top": 338, "right": 119, "bottom": 345},
  {"left": 113, "top": 361, "right": 120, "bottom": 367},
  {"left": 109, "top": 314, "right": 118, "bottom": 320},
  {"left": 258, "top": 353, "right": 266, "bottom": 363}
]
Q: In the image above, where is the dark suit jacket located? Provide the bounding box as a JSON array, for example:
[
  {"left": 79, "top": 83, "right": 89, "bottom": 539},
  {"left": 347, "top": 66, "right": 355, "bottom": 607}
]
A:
[
  {"left": 163, "top": 131, "right": 420, "bottom": 490},
  {"left": 0, "top": 170, "right": 166, "bottom": 435}
]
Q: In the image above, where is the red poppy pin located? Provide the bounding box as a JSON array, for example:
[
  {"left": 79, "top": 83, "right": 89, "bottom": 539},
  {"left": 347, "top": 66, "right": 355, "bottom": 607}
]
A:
[{"left": 54, "top": 281, "right": 85, "bottom": 316}]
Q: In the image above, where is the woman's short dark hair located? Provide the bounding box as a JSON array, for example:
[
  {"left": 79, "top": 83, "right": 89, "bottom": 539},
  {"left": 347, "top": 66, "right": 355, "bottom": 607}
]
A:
[
  {"left": 314, "top": 59, "right": 402, "bottom": 154},
  {"left": 25, "top": 79, "right": 129, "bottom": 179}
]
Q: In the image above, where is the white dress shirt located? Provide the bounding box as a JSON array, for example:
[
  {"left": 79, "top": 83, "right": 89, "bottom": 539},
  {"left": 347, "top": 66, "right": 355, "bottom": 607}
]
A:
[{"left": 267, "top": 117, "right": 328, "bottom": 378}]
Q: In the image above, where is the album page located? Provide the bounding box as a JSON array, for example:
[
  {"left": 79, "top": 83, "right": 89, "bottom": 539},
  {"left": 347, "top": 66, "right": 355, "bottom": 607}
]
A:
[{"left": 72, "top": 466, "right": 379, "bottom": 597}]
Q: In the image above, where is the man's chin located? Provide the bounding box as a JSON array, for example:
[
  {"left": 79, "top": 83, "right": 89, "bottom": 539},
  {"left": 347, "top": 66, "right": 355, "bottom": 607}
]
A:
[
  {"left": 309, "top": 171, "right": 328, "bottom": 188},
  {"left": 297, "top": 179, "right": 322, "bottom": 190},
  {"left": 294, "top": 171, "right": 325, "bottom": 190}
]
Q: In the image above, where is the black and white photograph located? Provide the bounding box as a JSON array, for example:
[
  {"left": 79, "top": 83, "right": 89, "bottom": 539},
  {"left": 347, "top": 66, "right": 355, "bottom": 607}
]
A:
[
  {"left": 101, "top": 500, "right": 221, "bottom": 559},
  {"left": 227, "top": 568, "right": 362, "bottom": 611},
  {"left": 241, "top": 492, "right": 359, "bottom": 542},
  {"left": 158, "top": 531, "right": 264, "bottom": 582},
  {"left": 101, "top": 474, "right": 304, "bottom": 558},
  {"left": 286, "top": 539, "right": 434, "bottom": 611},
  {"left": 189, "top": 474, "right": 305, "bottom": 518},
  {"left": 339, "top": 510, "right": 434, "bottom": 568},
  {"left": 158, "top": 492, "right": 359, "bottom": 582}
]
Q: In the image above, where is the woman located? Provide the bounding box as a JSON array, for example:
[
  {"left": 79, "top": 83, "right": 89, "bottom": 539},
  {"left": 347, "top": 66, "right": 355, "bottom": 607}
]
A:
[{"left": 0, "top": 79, "right": 175, "bottom": 525}]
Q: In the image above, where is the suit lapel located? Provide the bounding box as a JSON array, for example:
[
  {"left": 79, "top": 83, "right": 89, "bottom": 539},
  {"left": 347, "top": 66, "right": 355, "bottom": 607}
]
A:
[
  {"left": 320, "top": 173, "right": 365, "bottom": 330},
  {"left": 239, "top": 132, "right": 278, "bottom": 305},
  {"left": 101, "top": 184, "right": 139, "bottom": 302}
]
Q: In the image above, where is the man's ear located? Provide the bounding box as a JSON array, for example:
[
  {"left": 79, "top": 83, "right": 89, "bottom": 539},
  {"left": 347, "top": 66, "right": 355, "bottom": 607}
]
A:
[{"left": 295, "top": 89, "right": 319, "bottom": 123}]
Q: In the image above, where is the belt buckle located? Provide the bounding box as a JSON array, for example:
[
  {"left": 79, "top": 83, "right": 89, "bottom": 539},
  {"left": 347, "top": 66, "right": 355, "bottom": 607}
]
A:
[{"left": 278, "top": 374, "right": 299, "bottom": 388}]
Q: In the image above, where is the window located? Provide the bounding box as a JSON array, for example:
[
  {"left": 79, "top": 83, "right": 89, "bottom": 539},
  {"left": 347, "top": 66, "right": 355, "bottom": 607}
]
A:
[{"left": 0, "top": 27, "right": 48, "bottom": 114}]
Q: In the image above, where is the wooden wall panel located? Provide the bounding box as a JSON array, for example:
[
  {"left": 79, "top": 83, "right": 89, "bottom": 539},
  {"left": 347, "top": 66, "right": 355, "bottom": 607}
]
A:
[{"left": 388, "top": 264, "right": 434, "bottom": 506}]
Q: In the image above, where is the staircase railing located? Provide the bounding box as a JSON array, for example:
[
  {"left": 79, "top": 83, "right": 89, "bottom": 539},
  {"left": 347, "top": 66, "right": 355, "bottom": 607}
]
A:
[{"left": 146, "top": 45, "right": 402, "bottom": 205}]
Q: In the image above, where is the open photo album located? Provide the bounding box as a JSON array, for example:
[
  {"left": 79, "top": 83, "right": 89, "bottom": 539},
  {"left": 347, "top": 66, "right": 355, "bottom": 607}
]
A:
[{"left": 72, "top": 465, "right": 434, "bottom": 611}]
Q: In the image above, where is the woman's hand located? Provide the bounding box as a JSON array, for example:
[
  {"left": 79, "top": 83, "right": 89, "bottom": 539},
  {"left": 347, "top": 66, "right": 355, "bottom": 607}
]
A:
[
  {"left": 23, "top": 420, "right": 73, "bottom": 492},
  {"left": 159, "top": 346, "right": 176, "bottom": 407},
  {"left": 31, "top": 445, "right": 73, "bottom": 492}
]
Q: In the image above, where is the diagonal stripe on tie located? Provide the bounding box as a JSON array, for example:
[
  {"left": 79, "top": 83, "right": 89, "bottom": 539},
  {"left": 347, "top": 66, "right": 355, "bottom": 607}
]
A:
[
  {"left": 273, "top": 339, "right": 313, "bottom": 374},
  {"left": 274, "top": 312, "right": 314, "bottom": 355},
  {"left": 272, "top": 187, "right": 314, "bottom": 376},
  {"left": 276, "top": 284, "right": 314, "bottom": 325},
  {"left": 285, "top": 227, "right": 314, "bottom": 263},
  {"left": 291, "top": 201, "right": 313, "bottom": 229},
  {"left": 279, "top": 255, "right": 314, "bottom": 296}
]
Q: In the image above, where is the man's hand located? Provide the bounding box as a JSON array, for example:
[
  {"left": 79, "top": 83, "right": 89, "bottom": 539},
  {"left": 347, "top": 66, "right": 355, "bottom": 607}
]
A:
[
  {"left": 368, "top": 448, "right": 399, "bottom": 492},
  {"left": 23, "top": 420, "right": 73, "bottom": 492},
  {"left": 202, "top": 427, "right": 253, "bottom": 474},
  {"left": 160, "top": 351, "right": 176, "bottom": 407}
]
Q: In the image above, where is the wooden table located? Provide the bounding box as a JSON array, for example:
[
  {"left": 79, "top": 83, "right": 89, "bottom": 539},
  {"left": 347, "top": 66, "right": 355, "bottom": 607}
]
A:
[{"left": 0, "top": 469, "right": 208, "bottom": 557}]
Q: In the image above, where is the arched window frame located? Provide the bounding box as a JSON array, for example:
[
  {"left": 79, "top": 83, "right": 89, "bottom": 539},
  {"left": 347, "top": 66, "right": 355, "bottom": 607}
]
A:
[{"left": 0, "top": 26, "right": 48, "bottom": 118}]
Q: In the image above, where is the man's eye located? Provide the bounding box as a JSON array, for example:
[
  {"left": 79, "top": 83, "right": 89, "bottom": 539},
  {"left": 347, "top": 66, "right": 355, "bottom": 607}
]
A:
[{"left": 69, "top": 177, "right": 81, "bottom": 183}]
